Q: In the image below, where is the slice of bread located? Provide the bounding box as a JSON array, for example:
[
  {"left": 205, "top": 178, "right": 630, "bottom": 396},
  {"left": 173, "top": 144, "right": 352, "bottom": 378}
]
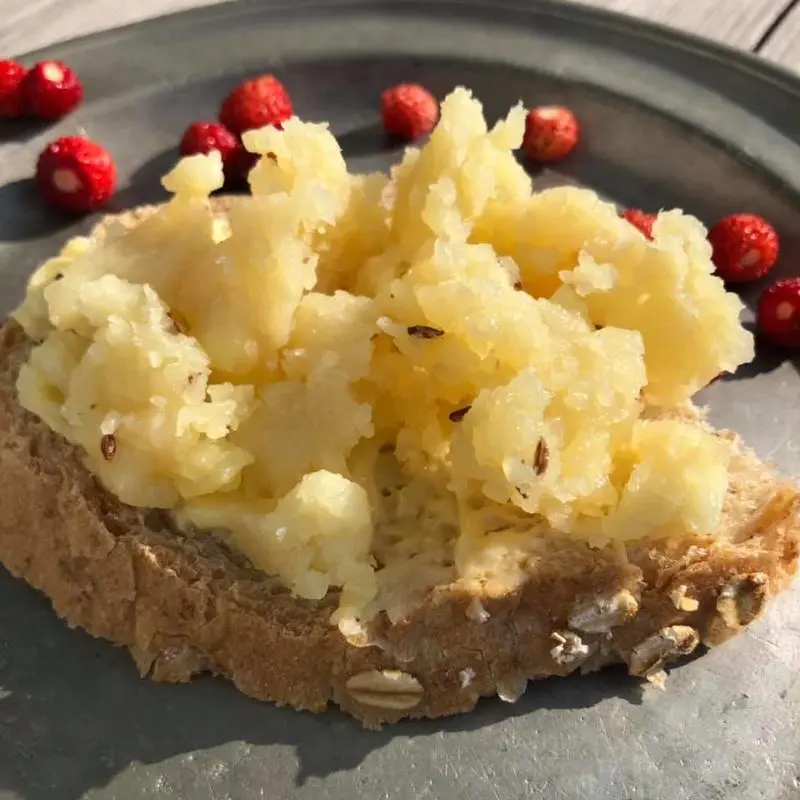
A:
[{"left": 0, "top": 201, "right": 797, "bottom": 728}]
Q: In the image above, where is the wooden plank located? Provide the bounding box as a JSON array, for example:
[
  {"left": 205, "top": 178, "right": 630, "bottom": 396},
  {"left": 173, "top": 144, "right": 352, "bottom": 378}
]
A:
[
  {"left": 0, "top": 0, "right": 792, "bottom": 58},
  {"left": 1, "top": 0, "right": 232, "bottom": 55},
  {"left": 759, "top": 1, "right": 800, "bottom": 71},
  {"left": 575, "top": 0, "right": 792, "bottom": 50}
]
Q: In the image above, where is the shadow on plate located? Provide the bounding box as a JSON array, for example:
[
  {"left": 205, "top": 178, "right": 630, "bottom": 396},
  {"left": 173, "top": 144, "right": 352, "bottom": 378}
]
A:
[
  {"left": 716, "top": 321, "right": 800, "bottom": 382},
  {"left": 0, "top": 178, "right": 82, "bottom": 245},
  {"left": 0, "top": 118, "right": 53, "bottom": 146},
  {"left": 108, "top": 149, "right": 178, "bottom": 212},
  {"left": 721, "top": 349, "right": 800, "bottom": 383},
  {"left": 336, "top": 121, "right": 398, "bottom": 161},
  {"left": 0, "top": 567, "right": 655, "bottom": 800}
]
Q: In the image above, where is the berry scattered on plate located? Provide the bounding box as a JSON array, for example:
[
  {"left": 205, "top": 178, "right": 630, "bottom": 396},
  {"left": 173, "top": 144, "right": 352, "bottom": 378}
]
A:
[
  {"left": 219, "top": 74, "right": 293, "bottom": 136},
  {"left": 36, "top": 136, "right": 117, "bottom": 213},
  {"left": 708, "top": 213, "right": 779, "bottom": 283},
  {"left": 0, "top": 59, "right": 27, "bottom": 118},
  {"left": 757, "top": 278, "right": 800, "bottom": 348},
  {"left": 23, "top": 60, "right": 84, "bottom": 120},
  {"left": 180, "top": 121, "right": 239, "bottom": 163},
  {"left": 621, "top": 208, "right": 657, "bottom": 239},
  {"left": 179, "top": 120, "right": 253, "bottom": 185},
  {"left": 522, "top": 105, "right": 580, "bottom": 163},
  {"left": 381, "top": 83, "right": 439, "bottom": 140}
]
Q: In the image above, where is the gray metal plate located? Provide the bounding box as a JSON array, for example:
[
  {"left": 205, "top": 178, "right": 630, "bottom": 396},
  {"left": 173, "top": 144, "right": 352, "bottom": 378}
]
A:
[{"left": 0, "top": 1, "right": 798, "bottom": 798}]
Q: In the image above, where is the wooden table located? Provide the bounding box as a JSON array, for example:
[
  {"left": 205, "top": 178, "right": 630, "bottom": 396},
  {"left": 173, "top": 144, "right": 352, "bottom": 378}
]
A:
[{"left": 3, "top": 0, "right": 800, "bottom": 73}]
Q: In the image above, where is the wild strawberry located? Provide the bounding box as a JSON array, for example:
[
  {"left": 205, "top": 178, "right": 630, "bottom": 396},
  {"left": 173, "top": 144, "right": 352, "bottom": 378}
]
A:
[
  {"left": 36, "top": 136, "right": 116, "bottom": 213},
  {"left": 219, "top": 74, "right": 293, "bottom": 136},
  {"left": 708, "top": 213, "right": 779, "bottom": 283},
  {"left": 180, "top": 121, "right": 238, "bottom": 161},
  {"left": 757, "top": 278, "right": 800, "bottom": 348},
  {"left": 23, "top": 60, "right": 83, "bottom": 119},
  {"left": 179, "top": 120, "right": 240, "bottom": 179},
  {"left": 0, "top": 59, "right": 27, "bottom": 118},
  {"left": 522, "top": 106, "right": 580, "bottom": 163},
  {"left": 380, "top": 83, "right": 438, "bottom": 140},
  {"left": 621, "top": 208, "right": 656, "bottom": 239}
]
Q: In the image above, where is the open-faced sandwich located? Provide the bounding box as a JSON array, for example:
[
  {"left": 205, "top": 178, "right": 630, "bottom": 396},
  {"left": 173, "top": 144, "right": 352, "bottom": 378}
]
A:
[{"left": 0, "top": 88, "right": 797, "bottom": 727}]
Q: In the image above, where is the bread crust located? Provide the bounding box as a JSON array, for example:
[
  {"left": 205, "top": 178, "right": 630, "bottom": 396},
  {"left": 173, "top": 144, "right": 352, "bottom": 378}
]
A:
[{"left": 0, "top": 201, "right": 797, "bottom": 727}]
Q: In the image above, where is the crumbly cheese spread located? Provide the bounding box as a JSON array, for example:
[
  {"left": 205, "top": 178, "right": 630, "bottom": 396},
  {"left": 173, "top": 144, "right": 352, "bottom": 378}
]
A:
[{"left": 12, "top": 88, "right": 754, "bottom": 636}]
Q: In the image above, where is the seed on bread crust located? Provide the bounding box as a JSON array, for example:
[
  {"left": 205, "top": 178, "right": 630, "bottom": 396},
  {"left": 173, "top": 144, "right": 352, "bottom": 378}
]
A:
[
  {"left": 628, "top": 625, "right": 699, "bottom": 678},
  {"left": 704, "top": 572, "right": 770, "bottom": 645},
  {"left": 346, "top": 669, "right": 424, "bottom": 710},
  {"left": 550, "top": 630, "right": 592, "bottom": 666},
  {"left": 388, "top": 638, "right": 418, "bottom": 664},
  {"left": 569, "top": 589, "right": 639, "bottom": 634},
  {"left": 717, "top": 572, "right": 769, "bottom": 626}
]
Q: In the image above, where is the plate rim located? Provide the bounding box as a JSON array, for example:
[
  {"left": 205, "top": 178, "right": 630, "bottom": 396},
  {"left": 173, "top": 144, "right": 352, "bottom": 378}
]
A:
[{"left": 13, "top": 0, "right": 800, "bottom": 103}]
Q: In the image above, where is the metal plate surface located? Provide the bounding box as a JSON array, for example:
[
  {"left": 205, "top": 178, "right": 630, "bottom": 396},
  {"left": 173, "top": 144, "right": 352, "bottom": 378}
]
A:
[{"left": 0, "top": 2, "right": 798, "bottom": 798}]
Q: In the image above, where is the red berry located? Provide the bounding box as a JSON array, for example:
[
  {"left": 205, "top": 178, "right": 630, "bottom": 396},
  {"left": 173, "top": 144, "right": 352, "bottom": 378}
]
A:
[
  {"left": 36, "top": 136, "right": 117, "bottom": 213},
  {"left": 180, "top": 121, "right": 239, "bottom": 161},
  {"left": 621, "top": 208, "right": 656, "bottom": 239},
  {"left": 522, "top": 106, "right": 580, "bottom": 163},
  {"left": 178, "top": 121, "right": 259, "bottom": 186},
  {"left": 757, "top": 278, "right": 800, "bottom": 348},
  {"left": 219, "top": 74, "right": 293, "bottom": 136},
  {"left": 380, "top": 83, "right": 438, "bottom": 140},
  {"left": 708, "top": 213, "right": 779, "bottom": 283},
  {"left": 0, "top": 59, "right": 27, "bottom": 118},
  {"left": 179, "top": 120, "right": 241, "bottom": 180},
  {"left": 23, "top": 60, "right": 83, "bottom": 120}
]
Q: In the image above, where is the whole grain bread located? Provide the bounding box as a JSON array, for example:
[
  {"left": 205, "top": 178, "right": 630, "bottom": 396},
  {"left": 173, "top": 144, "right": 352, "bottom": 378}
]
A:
[{"left": 0, "top": 201, "right": 797, "bottom": 727}]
